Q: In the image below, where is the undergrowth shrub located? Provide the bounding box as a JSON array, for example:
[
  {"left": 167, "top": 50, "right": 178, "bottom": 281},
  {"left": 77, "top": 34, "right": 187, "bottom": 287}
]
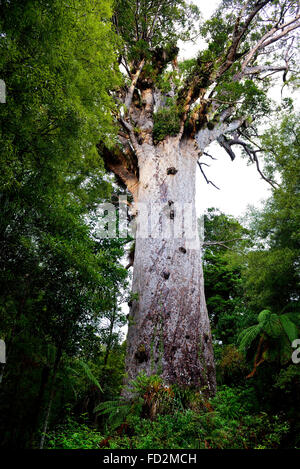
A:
[
  {"left": 95, "top": 375, "right": 290, "bottom": 449},
  {"left": 45, "top": 415, "right": 102, "bottom": 449},
  {"left": 44, "top": 375, "right": 291, "bottom": 449}
]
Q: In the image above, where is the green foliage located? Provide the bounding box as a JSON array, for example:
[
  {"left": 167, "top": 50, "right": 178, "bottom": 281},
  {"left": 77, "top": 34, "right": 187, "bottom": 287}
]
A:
[
  {"left": 1, "top": 0, "right": 300, "bottom": 451},
  {"left": 274, "top": 364, "right": 300, "bottom": 392},
  {"left": 96, "top": 379, "right": 289, "bottom": 449},
  {"left": 201, "top": 14, "right": 234, "bottom": 57},
  {"left": 217, "top": 344, "right": 248, "bottom": 384},
  {"left": 153, "top": 102, "right": 181, "bottom": 143},
  {"left": 203, "top": 208, "right": 251, "bottom": 343},
  {"left": 213, "top": 78, "right": 271, "bottom": 119},
  {"left": 238, "top": 324, "right": 262, "bottom": 352},
  {"left": 114, "top": 0, "right": 200, "bottom": 64},
  {"left": 0, "top": 0, "right": 121, "bottom": 191},
  {"left": 75, "top": 360, "right": 103, "bottom": 392},
  {"left": 244, "top": 248, "right": 298, "bottom": 313},
  {"left": 243, "top": 114, "right": 299, "bottom": 313},
  {"left": 95, "top": 373, "right": 175, "bottom": 431},
  {"left": 0, "top": 0, "right": 129, "bottom": 449},
  {"left": 95, "top": 398, "right": 139, "bottom": 432},
  {"left": 45, "top": 416, "right": 103, "bottom": 449}
]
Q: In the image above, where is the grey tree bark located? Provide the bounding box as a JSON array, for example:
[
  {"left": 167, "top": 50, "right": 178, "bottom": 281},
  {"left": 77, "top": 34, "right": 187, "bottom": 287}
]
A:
[{"left": 124, "top": 135, "right": 216, "bottom": 395}]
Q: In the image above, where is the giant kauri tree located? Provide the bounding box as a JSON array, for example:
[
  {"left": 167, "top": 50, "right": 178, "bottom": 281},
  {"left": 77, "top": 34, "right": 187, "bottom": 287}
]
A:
[{"left": 100, "top": 0, "right": 300, "bottom": 395}]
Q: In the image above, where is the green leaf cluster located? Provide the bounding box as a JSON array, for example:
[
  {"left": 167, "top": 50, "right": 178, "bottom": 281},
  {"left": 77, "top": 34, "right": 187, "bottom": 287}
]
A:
[{"left": 153, "top": 101, "right": 181, "bottom": 143}]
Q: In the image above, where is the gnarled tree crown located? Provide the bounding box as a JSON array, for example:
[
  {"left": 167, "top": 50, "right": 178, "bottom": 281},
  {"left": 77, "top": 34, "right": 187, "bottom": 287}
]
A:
[{"left": 100, "top": 0, "right": 300, "bottom": 192}]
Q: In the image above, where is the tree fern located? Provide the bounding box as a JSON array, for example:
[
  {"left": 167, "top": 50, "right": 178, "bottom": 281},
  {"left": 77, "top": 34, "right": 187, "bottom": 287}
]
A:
[
  {"left": 238, "top": 309, "right": 300, "bottom": 375},
  {"left": 94, "top": 399, "right": 132, "bottom": 430},
  {"left": 257, "top": 309, "right": 271, "bottom": 323},
  {"left": 278, "top": 335, "right": 293, "bottom": 365},
  {"left": 285, "top": 312, "right": 300, "bottom": 328},
  {"left": 94, "top": 373, "right": 169, "bottom": 430}
]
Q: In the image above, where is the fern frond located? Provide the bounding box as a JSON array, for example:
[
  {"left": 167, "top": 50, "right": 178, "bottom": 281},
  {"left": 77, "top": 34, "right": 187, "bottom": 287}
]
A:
[
  {"left": 285, "top": 312, "right": 300, "bottom": 328},
  {"left": 78, "top": 360, "right": 102, "bottom": 391},
  {"left": 94, "top": 398, "right": 133, "bottom": 430},
  {"left": 258, "top": 309, "right": 272, "bottom": 323},
  {"left": 94, "top": 398, "right": 128, "bottom": 415},
  {"left": 280, "top": 315, "right": 299, "bottom": 342},
  {"left": 278, "top": 335, "right": 293, "bottom": 365},
  {"left": 238, "top": 324, "right": 262, "bottom": 352},
  {"left": 262, "top": 313, "right": 282, "bottom": 338}
]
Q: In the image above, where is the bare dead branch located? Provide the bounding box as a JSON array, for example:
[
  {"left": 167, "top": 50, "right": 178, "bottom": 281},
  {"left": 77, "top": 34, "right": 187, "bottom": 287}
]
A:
[
  {"left": 203, "top": 151, "right": 217, "bottom": 161},
  {"left": 252, "top": 150, "right": 278, "bottom": 189},
  {"left": 242, "top": 64, "right": 288, "bottom": 76},
  {"left": 217, "top": 134, "right": 237, "bottom": 161},
  {"left": 203, "top": 238, "right": 246, "bottom": 247},
  {"left": 197, "top": 161, "right": 220, "bottom": 190},
  {"left": 217, "top": 133, "right": 279, "bottom": 189},
  {"left": 241, "top": 13, "right": 300, "bottom": 71},
  {"left": 196, "top": 112, "right": 245, "bottom": 150}
]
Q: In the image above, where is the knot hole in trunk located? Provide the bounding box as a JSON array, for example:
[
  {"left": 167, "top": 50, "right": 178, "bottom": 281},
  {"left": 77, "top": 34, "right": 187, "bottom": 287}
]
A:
[
  {"left": 167, "top": 167, "right": 177, "bottom": 175},
  {"left": 134, "top": 344, "right": 148, "bottom": 363}
]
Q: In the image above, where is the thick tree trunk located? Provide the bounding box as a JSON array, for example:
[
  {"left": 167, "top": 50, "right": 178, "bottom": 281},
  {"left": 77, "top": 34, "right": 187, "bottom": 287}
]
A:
[{"left": 124, "top": 136, "right": 216, "bottom": 396}]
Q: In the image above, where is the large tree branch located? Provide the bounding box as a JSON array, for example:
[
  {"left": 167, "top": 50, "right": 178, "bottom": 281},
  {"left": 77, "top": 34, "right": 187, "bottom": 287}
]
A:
[
  {"left": 214, "top": 0, "right": 271, "bottom": 79},
  {"left": 124, "top": 59, "right": 145, "bottom": 111},
  {"left": 241, "top": 14, "right": 300, "bottom": 71},
  {"left": 98, "top": 138, "right": 140, "bottom": 199},
  {"left": 187, "top": 1, "right": 299, "bottom": 107},
  {"left": 239, "top": 64, "right": 288, "bottom": 77},
  {"left": 195, "top": 105, "right": 279, "bottom": 189},
  {"left": 196, "top": 110, "right": 245, "bottom": 151},
  {"left": 147, "top": 0, "right": 165, "bottom": 41},
  {"left": 203, "top": 238, "right": 246, "bottom": 247},
  {"left": 106, "top": 161, "right": 139, "bottom": 199},
  {"left": 118, "top": 117, "right": 144, "bottom": 159}
]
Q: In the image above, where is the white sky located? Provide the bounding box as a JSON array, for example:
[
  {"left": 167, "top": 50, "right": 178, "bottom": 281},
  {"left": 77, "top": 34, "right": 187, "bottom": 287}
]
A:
[{"left": 195, "top": 143, "right": 271, "bottom": 218}]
